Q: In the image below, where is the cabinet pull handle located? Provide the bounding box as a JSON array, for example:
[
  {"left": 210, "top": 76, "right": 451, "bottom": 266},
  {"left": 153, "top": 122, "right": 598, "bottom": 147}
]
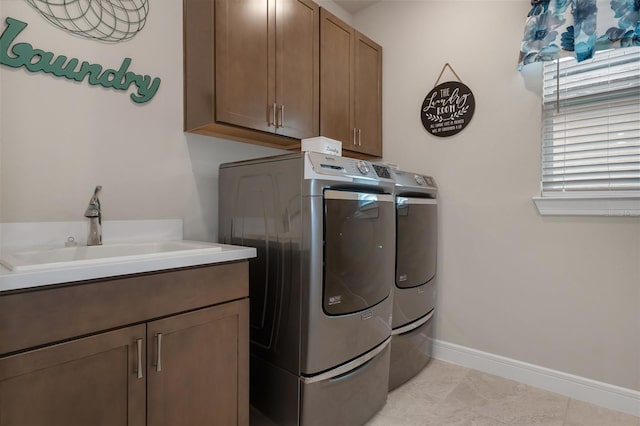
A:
[
  {"left": 358, "top": 128, "right": 362, "bottom": 146},
  {"left": 272, "top": 103, "right": 278, "bottom": 128},
  {"left": 279, "top": 105, "right": 284, "bottom": 128},
  {"left": 155, "top": 333, "right": 163, "bottom": 372},
  {"left": 136, "top": 338, "right": 143, "bottom": 379},
  {"left": 352, "top": 128, "right": 357, "bottom": 146}
]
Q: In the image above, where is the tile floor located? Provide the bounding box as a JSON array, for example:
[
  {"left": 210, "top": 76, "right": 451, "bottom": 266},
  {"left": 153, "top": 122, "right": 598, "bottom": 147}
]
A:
[
  {"left": 366, "top": 359, "right": 640, "bottom": 426},
  {"left": 250, "top": 359, "right": 640, "bottom": 426}
]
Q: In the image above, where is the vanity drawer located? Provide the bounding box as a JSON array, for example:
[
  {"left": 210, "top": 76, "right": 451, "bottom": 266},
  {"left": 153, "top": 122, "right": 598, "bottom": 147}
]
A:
[{"left": 0, "top": 261, "right": 248, "bottom": 355}]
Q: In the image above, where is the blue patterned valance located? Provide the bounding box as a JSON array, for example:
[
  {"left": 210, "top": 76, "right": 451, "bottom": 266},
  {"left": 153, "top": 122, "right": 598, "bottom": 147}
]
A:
[{"left": 518, "top": 0, "right": 640, "bottom": 68}]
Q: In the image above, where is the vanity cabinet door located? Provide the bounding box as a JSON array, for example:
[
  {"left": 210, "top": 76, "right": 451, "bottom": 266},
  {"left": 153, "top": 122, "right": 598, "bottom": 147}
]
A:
[
  {"left": 0, "top": 324, "right": 146, "bottom": 426},
  {"left": 146, "top": 299, "right": 249, "bottom": 426}
]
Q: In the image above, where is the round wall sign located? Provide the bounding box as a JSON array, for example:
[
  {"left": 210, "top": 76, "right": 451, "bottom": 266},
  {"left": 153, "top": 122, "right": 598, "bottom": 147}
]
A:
[{"left": 421, "top": 81, "right": 475, "bottom": 137}]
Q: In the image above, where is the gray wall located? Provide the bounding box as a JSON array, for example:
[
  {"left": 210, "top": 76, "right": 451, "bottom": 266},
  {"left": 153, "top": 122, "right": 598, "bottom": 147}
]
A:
[
  {"left": 1, "top": 0, "right": 638, "bottom": 392},
  {"left": 0, "top": 0, "right": 288, "bottom": 242},
  {"left": 353, "top": 0, "right": 640, "bottom": 391}
]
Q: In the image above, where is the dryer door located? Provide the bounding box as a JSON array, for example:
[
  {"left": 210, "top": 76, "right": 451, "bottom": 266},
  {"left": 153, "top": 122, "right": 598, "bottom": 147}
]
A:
[
  {"left": 396, "top": 197, "right": 437, "bottom": 288},
  {"left": 323, "top": 190, "right": 394, "bottom": 315}
]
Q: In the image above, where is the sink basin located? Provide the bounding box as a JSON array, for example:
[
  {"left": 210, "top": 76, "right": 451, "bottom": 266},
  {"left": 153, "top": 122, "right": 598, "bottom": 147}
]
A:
[{"left": 0, "top": 241, "right": 222, "bottom": 272}]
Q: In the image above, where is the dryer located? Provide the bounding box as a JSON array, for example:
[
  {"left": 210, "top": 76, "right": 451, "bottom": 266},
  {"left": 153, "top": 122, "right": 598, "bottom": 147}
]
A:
[
  {"left": 219, "top": 152, "right": 396, "bottom": 425},
  {"left": 388, "top": 169, "right": 438, "bottom": 391}
]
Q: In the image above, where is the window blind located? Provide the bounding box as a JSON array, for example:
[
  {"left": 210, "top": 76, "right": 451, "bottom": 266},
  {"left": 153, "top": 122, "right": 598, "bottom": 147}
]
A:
[{"left": 541, "top": 46, "right": 640, "bottom": 197}]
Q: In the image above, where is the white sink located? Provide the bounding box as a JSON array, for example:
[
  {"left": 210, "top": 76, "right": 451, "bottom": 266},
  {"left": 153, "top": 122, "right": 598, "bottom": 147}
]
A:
[{"left": 0, "top": 241, "right": 223, "bottom": 272}]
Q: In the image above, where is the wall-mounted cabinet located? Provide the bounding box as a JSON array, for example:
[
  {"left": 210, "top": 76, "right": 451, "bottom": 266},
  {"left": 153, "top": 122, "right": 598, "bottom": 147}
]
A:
[
  {"left": 184, "top": 0, "right": 382, "bottom": 159},
  {"left": 184, "top": 0, "right": 319, "bottom": 149},
  {"left": 215, "top": 0, "right": 319, "bottom": 140},
  {"left": 320, "top": 8, "right": 382, "bottom": 158}
]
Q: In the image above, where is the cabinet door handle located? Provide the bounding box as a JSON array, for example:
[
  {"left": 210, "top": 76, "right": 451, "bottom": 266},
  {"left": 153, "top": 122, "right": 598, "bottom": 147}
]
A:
[
  {"left": 279, "top": 105, "right": 284, "bottom": 128},
  {"left": 155, "top": 333, "right": 163, "bottom": 372},
  {"left": 358, "top": 128, "right": 362, "bottom": 146},
  {"left": 352, "top": 128, "right": 357, "bottom": 146},
  {"left": 272, "top": 103, "right": 278, "bottom": 128},
  {"left": 136, "top": 338, "right": 143, "bottom": 379}
]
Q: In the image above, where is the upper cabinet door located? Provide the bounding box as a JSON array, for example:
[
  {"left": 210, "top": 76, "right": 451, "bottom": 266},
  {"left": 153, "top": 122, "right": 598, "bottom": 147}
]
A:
[
  {"left": 319, "top": 8, "right": 354, "bottom": 148},
  {"left": 319, "top": 8, "right": 382, "bottom": 158},
  {"left": 215, "top": 0, "right": 318, "bottom": 139},
  {"left": 275, "top": 0, "right": 319, "bottom": 139},
  {"left": 215, "top": 0, "right": 273, "bottom": 133},
  {"left": 354, "top": 32, "right": 382, "bottom": 157}
]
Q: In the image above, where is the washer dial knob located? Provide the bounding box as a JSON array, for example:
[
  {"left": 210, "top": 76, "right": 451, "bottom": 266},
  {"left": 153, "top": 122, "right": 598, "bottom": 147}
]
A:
[
  {"left": 356, "top": 161, "right": 371, "bottom": 175},
  {"left": 414, "top": 175, "right": 426, "bottom": 185}
]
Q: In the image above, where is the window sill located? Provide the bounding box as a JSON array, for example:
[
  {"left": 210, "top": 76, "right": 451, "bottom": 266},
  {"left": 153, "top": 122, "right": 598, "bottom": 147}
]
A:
[{"left": 533, "top": 197, "right": 640, "bottom": 217}]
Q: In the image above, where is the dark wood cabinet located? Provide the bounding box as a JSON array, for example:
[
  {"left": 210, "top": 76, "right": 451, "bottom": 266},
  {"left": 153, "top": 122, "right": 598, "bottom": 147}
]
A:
[
  {"left": 184, "top": 1, "right": 382, "bottom": 159},
  {"left": 147, "top": 300, "right": 249, "bottom": 426},
  {"left": 215, "top": 0, "right": 319, "bottom": 140},
  {"left": 320, "top": 8, "right": 382, "bottom": 158},
  {"left": 273, "top": 0, "right": 320, "bottom": 140},
  {"left": 185, "top": 0, "right": 319, "bottom": 148},
  {"left": 354, "top": 31, "right": 383, "bottom": 157},
  {"left": 319, "top": 9, "right": 353, "bottom": 151},
  {"left": 0, "top": 325, "right": 146, "bottom": 426},
  {"left": 214, "top": 0, "right": 272, "bottom": 134},
  {"left": 0, "top": 262, "right": 249, "bottom": 426}
]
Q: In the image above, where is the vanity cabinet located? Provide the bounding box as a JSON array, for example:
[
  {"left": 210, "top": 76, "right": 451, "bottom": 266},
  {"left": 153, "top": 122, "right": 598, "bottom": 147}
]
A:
[
  {"left": 320, "top": 8, "right": 382, "bottom": 158},
  {"left": 0, "top": 262, "right": 249, "bottom": 426},
  {"left": 184, "top": 0, "right": 319, "bottom": 148},
  {"left": 147, "top": 301, "right": 247, "bottom": 426},
  {"left": 0, "top": 325, "right": 146, "bottom": 426}
]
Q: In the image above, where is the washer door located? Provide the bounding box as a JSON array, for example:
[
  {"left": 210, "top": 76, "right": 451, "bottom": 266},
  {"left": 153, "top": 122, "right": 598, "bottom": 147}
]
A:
[
  {"left": 323, "top": 190, "right": 394, "bottom": 315},
  {"left": 396, "top": 197, "right": 437, "bottom": 288}
]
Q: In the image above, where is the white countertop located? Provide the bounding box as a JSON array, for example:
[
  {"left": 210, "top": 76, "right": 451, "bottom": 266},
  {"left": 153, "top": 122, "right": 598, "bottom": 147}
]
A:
[
  {"left": 0, "top": 242, "right": 256, "bottom": 293},
  {"left": 0, "top": 220, "right": 255, "bottom": 293}
]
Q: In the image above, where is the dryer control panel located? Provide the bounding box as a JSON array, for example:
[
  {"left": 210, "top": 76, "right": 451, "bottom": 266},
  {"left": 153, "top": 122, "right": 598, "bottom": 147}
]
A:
[{"left": 390, "top": 169, "right": 437, "bottom": 196}]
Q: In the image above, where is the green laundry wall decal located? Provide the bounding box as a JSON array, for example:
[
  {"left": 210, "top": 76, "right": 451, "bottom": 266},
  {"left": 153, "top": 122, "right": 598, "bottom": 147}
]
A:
[{"left": 0, "top": 17, "right": 161, "bottom": 104}]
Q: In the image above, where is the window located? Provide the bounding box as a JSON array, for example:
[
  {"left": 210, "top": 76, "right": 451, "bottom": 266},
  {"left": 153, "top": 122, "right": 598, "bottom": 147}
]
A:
[{"left": 533, "top": 46, "right": 640, "bottom": 217}]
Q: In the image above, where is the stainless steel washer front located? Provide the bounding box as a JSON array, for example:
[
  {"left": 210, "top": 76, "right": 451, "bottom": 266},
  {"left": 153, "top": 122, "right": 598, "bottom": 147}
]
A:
[
  {"left": 219, "top": 152, "right": 396, "bottom": 425},
  {"left": 387, "top": 168, "right": 438, "bottom": 391},
  {"left": 393, "top": 194, "right": 438, "bottom": 327}
]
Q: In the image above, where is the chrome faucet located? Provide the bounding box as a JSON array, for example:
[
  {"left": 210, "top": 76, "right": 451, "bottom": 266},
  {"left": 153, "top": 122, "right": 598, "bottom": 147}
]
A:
[{"left": 84, "top": 185, "right": 102, "bottom": 246}]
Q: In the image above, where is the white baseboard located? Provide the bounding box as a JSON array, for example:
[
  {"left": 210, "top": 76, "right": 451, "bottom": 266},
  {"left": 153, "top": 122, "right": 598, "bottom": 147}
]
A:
[{"left": 432, "top": 339, "right": 640, "bottom": 418}]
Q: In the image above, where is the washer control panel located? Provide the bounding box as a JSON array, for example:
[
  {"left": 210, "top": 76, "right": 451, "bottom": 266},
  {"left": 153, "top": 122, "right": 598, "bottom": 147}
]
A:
[{"left": 306, "top": 152, "right": 394, "bottom": 183}]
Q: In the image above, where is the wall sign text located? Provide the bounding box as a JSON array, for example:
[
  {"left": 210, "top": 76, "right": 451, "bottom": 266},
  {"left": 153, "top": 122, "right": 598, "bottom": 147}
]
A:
[
  {"left": 421, "top": 81, "right": 475, "bottom": 137},
  {"left": 0, "top": 17, "right": 161, "bottom": 104}
]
